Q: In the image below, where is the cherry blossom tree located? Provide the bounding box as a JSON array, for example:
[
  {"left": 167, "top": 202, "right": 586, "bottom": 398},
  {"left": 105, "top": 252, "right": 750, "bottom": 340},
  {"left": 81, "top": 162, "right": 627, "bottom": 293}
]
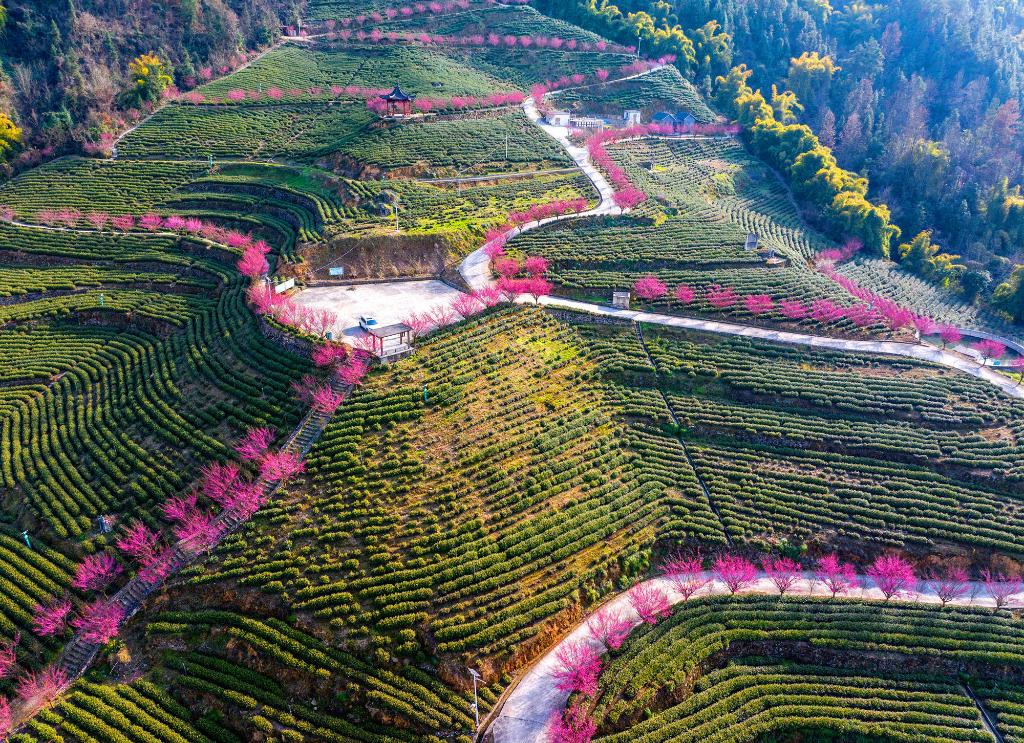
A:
[
  {"left": 524, "top": 277, "right": 553, "bottom": 303},
  {"left": 494, "top": 257, "right": 520, "bottom": 277},
  {"left": 627, "top": 583, "right": 671, "bottom": 624},
  {"left": 706, "top": 285, "right": 738, "bottom": 310},
  {"left": 779, "top": 299, "right": 809, "bottom": 319},
  {"left": 139, "top": 213, "right": 163, "bottom": 231},
  {"left": 674, "top": 284, "right": 695, "bottom": 305},
  {"left": 587, "top": 608, "right": 632, "bottom": 650},
  {"left": 548, "top": 702, "right": 596, "bottom": 743},
  {"left": 744, "top": 294, "right": 774, "bottom": 315},
  {"left": 867, "top": 554, "right": 916, "bottom": 600},
  {"left": 72, "top": 553, "right": 123, "bottom": 592},
  {"left": 815, "top": 554, "right": 858, "bottom": 598},
  {"left": 939, "top": 325, "right": 962, "bottom": 348},
  {"left": 763, "top": 556, "right": 802, "bottom": 595},
  {"left": 662, "top": 552, "right": 709, "bottom": 600},
  {"left": 613, "top": 186, "right": 647, "bottom": 209},
  {"left": 595, "top": 69, "right": 610, "bottom": 82},
  {"left": 237, "top": 249, "right": 269, "bottom": 278},
  {"left": 451, "top": 293, "right": 484, "bottom": 319},
  {"left": 633, "top": 276, "right": 668, "bottom": 301},
  {"left": 313, "top": 343, "right": 349, "bottom": 368},
  {"left": 912, "top": 315, "right": 938, "bottom": 337},
  {"left": 32, "top": 600, "right": 72, "bottom": 637},
  {"left": 200, "top": 461, "right": 242, "bottom": 507},
  {"left": 428, "top": 304, "right": 457, "bottom": 327},
  {"left": 337, "top": 356, "right": 371, "bottom": 386},
  {"left": 552, "top": 640, "right": 602, "bottom": 696},
  {"left": 1011, "top": 357, "right": 1024, "bottom": 386},
  {"left": 0, "top": 633, "right": 18, "bottom": 680},
  {"left": 524, "top": 255, "right": 550, "bottom": 276},
  {"left": 713, "top": 554, "right": 757, "bottom": 594},
  {"left": 925, "top": 564, "right": 969, "bottom": 606},
  {"left": 16, "top": 667, "right": 67, "bottom": 707},
  {"left": 260, "top": 451, "right": 305, "bottom": 482},
  {"left": 138, "top": 548, "right": 176, "bottom": 585},
  {"left": 71, "top": 599, "right": 125, "bottom": 643},
  {"left": 160, "top": 493, "right": 198, "bottom": 524},
  {"left": 402, "top": 312, "right": 432, "bottom": 340},
  {"left": 982, "top": 569, "right": 1022, "bottom": 609},
  {"left": 474, "top": 286, "right": 504, "bottom": 308},
  {"left": 975, "top": 339, "right": 1007, "bottom": 362},
  {"left": 86, "top": 212, "right": 109, "bottom": 230},
  {"left": 174, "top": 509, "right": 221, "bottom": 549},
  {"left": 115, "top": 521, "right": 161, "bottom": 562},
  {"left": 0, "top": 696, "right": 9, "bottom": 738},
  {"left": 235, "top": 427, "right": 275, "bottom": 461},
  {"left": 313, "top": 385, "right": 347, "bottom": 414}
]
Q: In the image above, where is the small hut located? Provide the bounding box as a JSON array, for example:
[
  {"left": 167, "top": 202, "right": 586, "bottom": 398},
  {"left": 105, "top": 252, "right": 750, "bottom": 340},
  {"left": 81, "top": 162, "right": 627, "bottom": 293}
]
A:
[
  {"left": 380, "top": 86, "right": 415, "bottom": 117},
  {"left": 366, "top": 322, "right": 414, "bottom": 362},
  {"left": 744, "top": 233, "right": 759, "bottom": 251},
  {"left": 612, "top": 291, "right": 631, "bottom": 309}
]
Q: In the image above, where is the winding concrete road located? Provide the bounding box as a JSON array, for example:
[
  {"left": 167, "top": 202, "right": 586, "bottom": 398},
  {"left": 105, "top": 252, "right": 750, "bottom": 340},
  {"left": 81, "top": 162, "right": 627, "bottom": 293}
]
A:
[{"left": 488, "top": 573, "right": 1023, "bottom": 742}]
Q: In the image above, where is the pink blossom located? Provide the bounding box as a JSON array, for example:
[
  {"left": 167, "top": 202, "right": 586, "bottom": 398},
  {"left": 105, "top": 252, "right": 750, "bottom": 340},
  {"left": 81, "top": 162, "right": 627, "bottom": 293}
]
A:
[
  {"left": 260, "top": 451, "right": 305, "bottom": 482},
  {"left": 744, "top": 293, "right": 774, "bottom": 315},
  {"left": 17, "top": 667, "right": 67, "bottom": 707},
  {"left": 939, "top": 325, "right": 962, "bottom": 348},
  {"left": 139, "top": 213, "right": 163, "bottom": 231},
  {"left": 867, "top": 554, "right": 916, "bottom": 600},
  {"left": 713, "top": 554, "right": 757, "bottom": 594},
  {"left": 72, "top": 553, "right": 123, "bottom": 592},
  {"left": 163, "top": 215, "right": 187, "bottom": 231},
  {"left": 312, "top": 385, "right": 347, "bottom": 414},
  {"left": 548, "top": 702, "right": 596, "bottom": 743},
  {"left": 706, "top": 285, "right": 738, "bottom": 310},
  {"left": 161, "top": 493, "right": 198, "bottom": 524},
  {"left": 494, "top": 257, "right": 520, "bottom": 278},
  {"left": 32, "top": 600, "right": 72, "bottom": 637},
  {"left": 815, "top": 554, "right": 858, "bottom": 597},
  {"left": 523, "top": 255, "right": 550, "bottom": 276},
  {"left": 662, "top": 552, "right": 709, "bottom": 600},
  {"left": 237, "top": 248, "right": 269, "bottom": 278},
  {"left": 200, "top": 462, "right": 242, "bottom": 506},
  {"left": 115, "top": 521, "right": 161, "bottom": 562},
  {"left": 313, "top": 343, "right": 349, "bottom": 368},
  {"left": 138, "top": 548, "right": 176, "bottom": 585},
  {"left": 974, "top": 339, "right": 1007, "bottom": 361},
  {"left": 627, "top": 583, "right": 671, "bottom": 624},
  {"left": 982, "top": 569, "right": 1022, "bottom": 609},
  {"left": 173, "top": 509, "right": 221, "bottom": 549},
  {"left": 0, "top": 634, "right": 19, "bottom": 680},
  {"left": 0, "top": 696, "right": 9, "bottom": 737},
  {"left": 71, "top": 599, "right": 125, "bottom": 644},
  {"left": 763, "top": 556, "right": 802, "bottom": 595},
  {"left": 236, "top": 427, "right": 275, "bottom": 461},
  {"left": 633, "top": 276, "right": 667, "bottom": 301},
  {"left": 674, "top": 284, "right": 695, "bottom": 305},
  {"left": 925, "top": 565, "right": 969, "bottom": 606},
  {"left": 473, "top": 286, "right": 504, "bottom": 308},
  {"left": 552, "top": 641, "right": 601, "bottom": 696},
  {"left": 779, "top": 299, "right": 809, "bottom": 319},
  {"left": 337, "top": 356, "right": 370, "bottom": 386},
  {"left": 451, "top": 293, "right": 485, "bottom": 319},
  {"left": 595, "top": 69, "right": 609, "bottom": 82},
  {"left": 587, "top": 608, "right": 631, "bottom": 650},
  {"left": 86, "top": 212, "right": 109, "bottom": 230}
]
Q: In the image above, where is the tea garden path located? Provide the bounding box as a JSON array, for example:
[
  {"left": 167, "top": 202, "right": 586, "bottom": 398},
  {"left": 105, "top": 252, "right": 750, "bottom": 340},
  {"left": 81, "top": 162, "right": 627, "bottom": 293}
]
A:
[{"left": 485, "top": 574, "right": 1022, "bottom": 743}]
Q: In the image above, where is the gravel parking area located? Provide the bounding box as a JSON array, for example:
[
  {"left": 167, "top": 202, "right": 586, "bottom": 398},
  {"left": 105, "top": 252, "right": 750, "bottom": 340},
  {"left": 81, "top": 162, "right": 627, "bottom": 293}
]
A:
[{"left": 291, "top": 280, "right": 464, "bottom": 339}]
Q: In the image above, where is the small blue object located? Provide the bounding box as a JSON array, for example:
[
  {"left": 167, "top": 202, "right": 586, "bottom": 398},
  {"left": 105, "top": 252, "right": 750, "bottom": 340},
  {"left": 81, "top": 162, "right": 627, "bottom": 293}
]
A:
[
  {"left": 21, "top": 531, "right": 31, "bottom": 549},
  {"left": 423, "top": 384, "right": 428, "bottom": 403}
]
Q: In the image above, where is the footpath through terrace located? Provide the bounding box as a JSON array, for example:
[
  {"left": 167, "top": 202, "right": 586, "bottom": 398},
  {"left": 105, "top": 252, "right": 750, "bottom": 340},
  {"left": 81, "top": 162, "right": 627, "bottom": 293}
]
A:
[
  {"left": 11, "top": 374, "right": 351, "bottom": 731},
  {"left": 487, "top": 573, "right": 1024, "bottom": 743}
]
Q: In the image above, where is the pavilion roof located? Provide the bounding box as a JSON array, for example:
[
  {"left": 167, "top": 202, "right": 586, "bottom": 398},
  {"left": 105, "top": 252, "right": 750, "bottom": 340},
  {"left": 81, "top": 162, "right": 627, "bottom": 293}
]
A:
[{"left": 381, "top": 86, "right": 415, "bottom": 102}]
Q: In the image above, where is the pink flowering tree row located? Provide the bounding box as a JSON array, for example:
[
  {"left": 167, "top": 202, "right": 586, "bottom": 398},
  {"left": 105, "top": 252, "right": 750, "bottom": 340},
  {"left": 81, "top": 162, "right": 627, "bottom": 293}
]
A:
[
  {"left": 246, "top": 283, "right": 339, "bottom": 338},
  {"left": 320, "top": 27, "right": 633, "bottom": 54},
  {"left": 305, "top": 0, "right": 522, "bottom": 31},
  {"left": 367, "top": 90, "right": 526, "bottom": 115}
]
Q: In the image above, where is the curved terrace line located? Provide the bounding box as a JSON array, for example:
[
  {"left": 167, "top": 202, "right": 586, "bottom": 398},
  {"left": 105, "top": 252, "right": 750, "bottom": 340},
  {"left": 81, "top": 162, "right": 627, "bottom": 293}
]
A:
[{"left": 487, "top": 573, "right": 1024, "bottom": 743}]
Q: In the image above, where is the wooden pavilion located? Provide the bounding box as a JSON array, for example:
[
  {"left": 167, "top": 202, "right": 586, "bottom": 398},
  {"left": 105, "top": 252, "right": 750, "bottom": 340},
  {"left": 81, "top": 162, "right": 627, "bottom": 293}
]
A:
[{"left": 380, "top": 86, "right": 415, "bottom": 117}]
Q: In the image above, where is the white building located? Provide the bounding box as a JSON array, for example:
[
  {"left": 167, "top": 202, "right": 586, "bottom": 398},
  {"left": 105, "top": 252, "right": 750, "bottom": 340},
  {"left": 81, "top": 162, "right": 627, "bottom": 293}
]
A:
[
  {"left": 624, "top": 109, "right": 642, "bottom": 125},
  {"left": 547, "top": 111, "right": 571, "bottom": 127}
]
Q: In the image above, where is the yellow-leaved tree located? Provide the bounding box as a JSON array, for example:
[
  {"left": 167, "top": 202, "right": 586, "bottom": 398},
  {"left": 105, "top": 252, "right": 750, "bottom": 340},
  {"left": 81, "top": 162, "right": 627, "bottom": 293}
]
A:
[
  {"left": 126, "top": 53, "right": 172, "bottom": 105},
  {"left": 0, "top": 112, "right": 21, "bottom": 161}
]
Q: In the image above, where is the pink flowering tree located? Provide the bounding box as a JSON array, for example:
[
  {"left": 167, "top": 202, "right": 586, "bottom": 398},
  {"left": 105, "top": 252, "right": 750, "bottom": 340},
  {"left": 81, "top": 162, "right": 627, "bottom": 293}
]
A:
[
  {"left": 260, "top": 451, "right": 305, "bottom": 482},
  {"left": 814, "top": 554, "right": 858, "bottom": 598},
  {"left": 975, "top": 339, "right": 1007, "bottom": 362},
  {"left": 866, "top": 554, "right": 916, "bottom": 600},
  {"left": 982, "top": 569, "right": 1022, "bottom": 609},
  {"left": 674, "top": 284, "right": 695, "bottom": 305},
  {"left": 17, "top": 667, "right": 67, "bottom": 708},
  {"left": 313, "top": 342, "right": 349, "bottom": 369},
  {"left": 337, "top": 356, "right": 371, "bottom": 386},
  {"left": 524, "top": 255, "right": 551, "bottom": 276},
  {"left": 662, "top": 552, "right": 709, "bottom": 600},
  {"left": 312, "top": 384, "right": 347, "bottom": 414},
  {"left": 115, "top": 521, "right": 162, "bottom": 562},
  {"left": 762, "top": 556, "right": 802, "bottom": 595},
  {"left": 0, "top": 696, "right": 9, "bottom": 739},
  {"left": 633, "top": 276, "right": 668, "bottom": 301},
  {"left": 779, "top": 299, "right": 809, "bottom": 319},
  {"left": 494, "top": 257, "right": 520, "bottom": 278},
  {"left": 451, "top": 293, "right": 484, "bottom": 319},
  {"left": 235, "top": 427, "right": 275, "bottom": 461},
  {"left": 32, "top": 600, "right": 73, "bottom": 637},
  {"left": 0, "top": 633, "right": 18, "bottom": 680},
  {"left": 72, "top": 553, "right": 123, "bottom": 592},
  {"left": 551, "top": 640, "right": 602, "bottom": 696},
  {"left": 237, "top": 249, "right": 269, "bottom": 278},
  {"left": 71, "top": 599, "right": 125, "bottom": 644},
  {"left": 713, "top": 554, "right": 757, "bottom": 594},
  {"left": 939, "top": 324, "right": 962, "bottom": 348},
  {"left": 627, "top": 583, "right": 671, "bottom": 624},
  {"left": 548, "top": 702, "right": 596, "bottom": 743},
  {"left": 925, "top": 564, "right": 969, "bottom": 607},
  {"left": 744, "top": 294, "right": 774, "bottom": 316},
  {"left": 706, "top": 285, "right": 738, "bottom": 310},
  {"left": 586, "top": 608, "right": 632, "bottom": 651}
]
